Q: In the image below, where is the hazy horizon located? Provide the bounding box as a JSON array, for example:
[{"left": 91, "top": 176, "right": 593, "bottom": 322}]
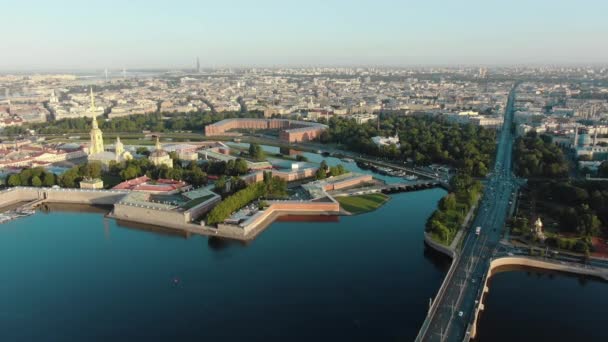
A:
[{"left": 3, "top": 0, "right": 608, "bottom": 70}]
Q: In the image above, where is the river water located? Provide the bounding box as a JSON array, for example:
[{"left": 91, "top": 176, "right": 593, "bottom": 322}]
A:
[
  {"left": 475, "top": 266, "right": 608, "bottom": 341},
  {"left": 0, "top": 188, "right": 450, "bottom": 341}
]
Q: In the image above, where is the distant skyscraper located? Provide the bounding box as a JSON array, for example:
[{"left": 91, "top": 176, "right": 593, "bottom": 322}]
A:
[
  {"left": 104, "top": 68, "right": 109, "bottom": 82},
  {"left": 196, "top": 57, "right": 200, "bottom": 73},
  {"left": 122, "top": 68, "right": 127, "bottom": 78}
]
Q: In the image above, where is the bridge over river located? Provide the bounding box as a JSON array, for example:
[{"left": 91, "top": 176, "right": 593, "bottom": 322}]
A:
[
  {"left": 330, "top": 180, "right": 447, "bottom": 197},
  {"left": 416, "top": 85, "right": 520, "bottom": 341}
]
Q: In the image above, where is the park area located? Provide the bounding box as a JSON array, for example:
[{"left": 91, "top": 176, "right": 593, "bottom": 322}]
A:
[{"left": 336, "top": 193, "right": 389, "bottom": 215}]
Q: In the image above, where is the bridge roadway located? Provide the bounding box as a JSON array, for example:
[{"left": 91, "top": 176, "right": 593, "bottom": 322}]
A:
[
  {"left": 330, "top": 180, "right": 444, "bottom": 197},
  {"left": 416, "top": 85, "right": 519, "bottom": 342}
]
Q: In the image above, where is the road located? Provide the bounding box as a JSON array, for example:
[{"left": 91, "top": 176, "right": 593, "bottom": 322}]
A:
[{"left": 417, "top": 85, "right": 519, "bottom": 342}]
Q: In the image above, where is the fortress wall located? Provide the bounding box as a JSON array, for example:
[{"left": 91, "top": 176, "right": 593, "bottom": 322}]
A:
[
  {"left": 217, "top": 223, "right": 247, "bottom": 238},
  {"left": 43, "top": 189, "right": 127, "bottom": 205},
  {"left": 0, "top": 187, "right": 127, "bottom": 208},
  {"left": 184, "top": 196, "right": 222, "bottom": 221},
  {"left": 0, "top": 188, "right": 38, "bottom": 208},
  {"left": 240, "top": 201, "right": 340, "bottom": 235},
  {"left": 112, "top": 203, "right": 188, "bottom": 227}
]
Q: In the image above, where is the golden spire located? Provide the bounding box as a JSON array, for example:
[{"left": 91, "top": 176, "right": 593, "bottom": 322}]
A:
[
  {"left": 89, "top": 86, "right": 95, "bottom": 111},
  {"left": 92, "top": 115, "right": 99, "bottom": 129},
  {"left": 155, "top": 136, "right": 162, "bottom": 150}
]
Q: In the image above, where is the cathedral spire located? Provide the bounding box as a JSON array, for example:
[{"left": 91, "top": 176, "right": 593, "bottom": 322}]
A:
[
  {"left": 89, "top": 86, "right": 96, "bottom": 111},
  {"left": 92, "top": 114, "right": 99, "bottom": 129},
  {"left": 155, "top": 136, "right": 162, "bottom": 150}
]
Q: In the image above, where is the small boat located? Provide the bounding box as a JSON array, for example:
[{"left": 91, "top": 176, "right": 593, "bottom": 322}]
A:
[
  {"left": 404, "top": 175, "right": 418, "bottom": 181},
  {"left": 341, "top": 158, "right": 354, "bottom": 163}
]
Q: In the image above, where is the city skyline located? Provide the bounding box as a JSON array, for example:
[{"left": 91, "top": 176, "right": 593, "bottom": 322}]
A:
[{"left": 3, "top": 0, "right": 608, "bottom": 71}]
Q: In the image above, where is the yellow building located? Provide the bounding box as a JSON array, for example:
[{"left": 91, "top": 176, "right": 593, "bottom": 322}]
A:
[
  {"left": 88, "top": 114, "right": 104, "bottom": 155},
  {"left": 79, "top": 178, "right": 104, "bottom": 189},
  {"left": 149, "top": 136, "right": 173, "bottom": 168},
  {"left": 88, "top": 116, "right": 133, "bottom": 168}
]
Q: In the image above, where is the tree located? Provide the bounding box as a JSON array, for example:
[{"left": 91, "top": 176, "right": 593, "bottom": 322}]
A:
[
  {"left": 31, "top": 176, "right": 42, "bottom": 187},
  {"left": 7, "top": 174, "right": 21, "bottom": 187},
  {"left": 248, "top": 143, "right": 265, "bottom": 161},
  {"left": 59, "top": 168, "right": 80, "bottom": 188},
  {"left": 440, "top": 193, "right": 457, "bottom": 211},
  {"left": 315, "top": 160, "right": 329, "bottom": 180},
  {"left": 329, "top": 164, "right": 347, "bottom": 177},
  {"left": 136, "top": 147, "right": 150, "bottom": 156},
  {"left": 233, "top": 158, "right": 249, "bottom": 175},
  {"left": 42, "top": 172, "right": 56, "bottom": 187},
  {"left": 19, "top": 169, "right": 32, "bottom": 185},
  {"left": 80, "top": 162, "right": 102, "bottom": 179},
  {"left": 119, "top": 166, "right": 139, "bottom": 180}
]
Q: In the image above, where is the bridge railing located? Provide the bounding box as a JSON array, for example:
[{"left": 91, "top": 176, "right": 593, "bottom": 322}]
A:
[{"left": 414, "top": 251, "right": 461, "bottom": 341}]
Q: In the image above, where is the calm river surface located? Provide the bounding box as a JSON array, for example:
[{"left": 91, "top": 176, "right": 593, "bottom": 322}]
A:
[
  {"left": 475, "top": 267, "right": 608, "bottom": 342},
  {"left": 0, "top": 188, "right": 450, "bottom": 341}
]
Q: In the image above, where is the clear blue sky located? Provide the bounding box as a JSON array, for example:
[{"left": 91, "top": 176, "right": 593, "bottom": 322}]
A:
[{"left": 3, "top": 0, "right": 608, "bottom": 70}]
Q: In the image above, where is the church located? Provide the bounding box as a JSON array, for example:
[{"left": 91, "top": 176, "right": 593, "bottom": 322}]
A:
[
  {"left": 87, "top": 115, "right": 133, "bottom": 168},
  {"left": 148, "top": 136, "right": 173, "bottom": 168}
]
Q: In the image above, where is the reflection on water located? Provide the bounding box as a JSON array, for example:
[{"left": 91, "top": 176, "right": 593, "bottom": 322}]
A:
[
  {"left": 207, "top": 236, "right": 249, "bottom": 251},
  {"left": 39, "top": 203, "right": 111, "bottom": 214},
  {"left": 275, "top": 215, "right": 340, "bottom": 223},
  {"left": 0, "top": 186, "right": 449, "bottom": 341},
  {"left": 423, "top": 245, "right": 452, "bottom": 272}
]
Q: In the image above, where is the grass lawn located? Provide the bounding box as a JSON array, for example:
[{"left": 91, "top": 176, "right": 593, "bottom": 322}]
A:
[{"left": 337, "top": 193, "right": 390, "bottom": 215}]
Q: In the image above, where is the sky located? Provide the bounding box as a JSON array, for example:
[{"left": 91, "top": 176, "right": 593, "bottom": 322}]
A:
[{"left": 3, "top": 0, "right": 608, "bottom": 70}]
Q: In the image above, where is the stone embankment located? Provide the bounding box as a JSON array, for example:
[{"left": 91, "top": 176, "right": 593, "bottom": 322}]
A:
[
  {"left": 468, "top": 256, "right": 608, "bottom": 339},
  {"left": 0, "top": 187, "right": 127, "bottom": 208},
  {"left": 0, "top": 186, "right": 342, "bottom": 241}
]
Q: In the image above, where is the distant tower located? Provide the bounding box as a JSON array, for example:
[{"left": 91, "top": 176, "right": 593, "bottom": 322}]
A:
[
  {"left": 593, "top": 127, "right": 598, "bottom": 146},
  {"left": 574, "top": 124, "right": 579, "bottom": 148},
  {"left": 89, "top": 115, "right": 104, "bottom": 155},
  {"left": 122, "top": 68, "right": 127, "bottom": 78},
  {"left": 104, "top": 68, "right": 109, "bottom": 82},
  {"left": 50, "top": 89, "right": 59, "bottom": 104},
  {"left": 196, "top": 57, "right": 201, "bottom": 73}
]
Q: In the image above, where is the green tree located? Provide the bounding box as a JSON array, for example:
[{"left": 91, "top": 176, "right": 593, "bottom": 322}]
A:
[
  {"left": 7, "top": 174, "right": 21, "bottom": 187},
  {"left": 119, "top": 166, "right": 139, "bottom": 180},
  {"left": 31, "top": 176, "right": 42, "bottom": 187},
  {"left": 136, "top": 147, "right": 150, "bottom": 156},
  {"left": 248, "top": 143, "right": 265, "bottom": 161},
  {"left": 42, "top": 172, "right": 56, "bottom": 187}
]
